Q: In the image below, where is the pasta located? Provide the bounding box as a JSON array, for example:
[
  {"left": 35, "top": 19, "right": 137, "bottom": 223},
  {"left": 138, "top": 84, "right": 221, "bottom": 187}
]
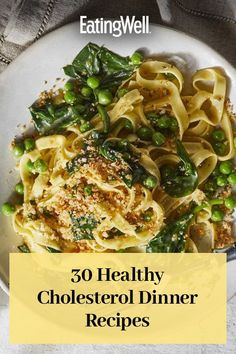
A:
[{"left": 4, "top": 43, "right": 235, "bottom": 253}]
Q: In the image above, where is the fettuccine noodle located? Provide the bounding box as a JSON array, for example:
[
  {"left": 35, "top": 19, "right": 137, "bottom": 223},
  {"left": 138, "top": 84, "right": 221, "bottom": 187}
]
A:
[{"left": 11, "top": 55, "right": 235, "bottom": 253}]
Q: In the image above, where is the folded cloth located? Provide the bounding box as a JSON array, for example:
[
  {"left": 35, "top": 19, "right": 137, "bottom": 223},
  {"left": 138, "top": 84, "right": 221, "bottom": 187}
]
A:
[
  {"left": 1, "top": 0, "right": 236, "bottom": 74},
  {"left": 157, "top": 0, "right": 236, "bottom": 67}
]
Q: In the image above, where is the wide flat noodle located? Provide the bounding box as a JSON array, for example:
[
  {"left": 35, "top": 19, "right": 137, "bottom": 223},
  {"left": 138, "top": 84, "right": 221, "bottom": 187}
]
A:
[{"left": 13, "top": 59, "right": 234, "bottom": 254}]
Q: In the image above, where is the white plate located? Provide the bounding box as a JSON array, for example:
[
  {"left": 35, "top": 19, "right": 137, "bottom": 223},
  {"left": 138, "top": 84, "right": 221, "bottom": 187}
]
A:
[{"left": 0, "top": 23, "right": 235, "bottom": 297}]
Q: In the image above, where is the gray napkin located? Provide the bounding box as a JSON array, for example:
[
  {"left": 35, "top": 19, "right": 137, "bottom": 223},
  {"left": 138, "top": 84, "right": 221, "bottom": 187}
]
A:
[{"left": 158, "top": 0, "right": 236, "bottom": 67}]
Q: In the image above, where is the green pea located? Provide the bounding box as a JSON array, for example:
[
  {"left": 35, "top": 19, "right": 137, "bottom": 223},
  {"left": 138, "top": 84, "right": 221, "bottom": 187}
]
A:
[
  {"left": 146, "top": 112, "right": 159, "bottom": 121},
  {"left": 143, "top": 175, "right": 157, "bottom": 190},
  {"left": 15, "top": 182, "right": 24, "bottom": 195},
  {"left": 87, "top": 76, "right": 100, "bottom": 89},
  {"left": 1, "top": 202, "right": 15, "bottom": 216},
  {"left": 211, "top": 209, "right": 224, "bottom": 222},
  {"left": 219, "top": 160, "right": 233, "bottom": 175},
  {"left": 84, "top": 185, "right": 93, "bottom": 196},
  {"left": 80, "top": 122, "right": 92, "bottom": 133},
  {"left": 24, "top": 138, "right": 35, "bottom": 152},
  {"left": 216, "top": 175, "right": 228, "bottom": 187},
  {"left": 130, "top": 52, "right": 143, "bottom": 65},
  {"left": 12, "top": 143, "right": 25, "bottom": 158},
  {"left": 161, "top": 165, "right": 174, "bottom": 180},
  {"left": 98, "top": 89, "right": 113, "bottom": 106},
  {"left": 213, "top": 142, "right": 226, "bottom": 156},
  {"left": 152, "top": 132, "right": 166, "bottom": 146},
  {"left": 117, "top": 88, "right": 129, "bottom": 98},
  {"left": 34, "top": 159, "right": 48, "bottom": 173},
  {"left": 157, "top": 115, "right": 172, "bottom": 129},
  {"left": 228, "top": 172, "right": 236, "bottom": 185},
  {"left": 64, "top": 81, "right": 74, "bottom": 91},
  {"left": 143, "top": 210, "right": 153, "bottom": 221},
  {"left": 123, "top": 119, "right": 133, "bottom": 130},
  {"left": 81, "top": 86, "right": 93, "bottom": 97},
  {"left": 136, "top": 126, "right": 152, "bottom": 141},
  {"left": 26, "top": 160, "right": 34, "bottom": 172},
  {"left": 64, "top": 91, "right": 78, "bottom": 104},
  {"left": 211, "top": 129, "right": 225, "bottom": 142},
  {"left": 225, "top": 196, "right": 236, "bottom": 209}
]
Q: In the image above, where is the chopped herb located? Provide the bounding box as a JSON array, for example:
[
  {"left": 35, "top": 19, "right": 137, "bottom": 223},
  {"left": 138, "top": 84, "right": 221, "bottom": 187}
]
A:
[
  {"left": 66, "top": 145, "right": 97, "bottom": 174},
  {"left": 70, "top": 214, "right": 98, "bottom": 240},
  {"left": 143, "top": 210, "right": 153, "bottom": 221},
  {"left": 84, "top": 185, "right": 93, "bottom": 196},
  {"left": 27, "top": 213, "right": 38, "bottom": 220},
  {"left": 135, "top": 225, "right": 143, "bottom": 233},
  {"left": 107, "top": 228, "right": 124, "bottom": 238},
  {"left": 42, "top": 208, "right": 53, "bottom": 218}
]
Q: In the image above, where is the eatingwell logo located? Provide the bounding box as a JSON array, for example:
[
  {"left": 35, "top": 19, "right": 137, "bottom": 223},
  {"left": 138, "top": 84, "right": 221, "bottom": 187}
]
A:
[{"left": 80, "top": 16, "right": 150, "bottom": 37}]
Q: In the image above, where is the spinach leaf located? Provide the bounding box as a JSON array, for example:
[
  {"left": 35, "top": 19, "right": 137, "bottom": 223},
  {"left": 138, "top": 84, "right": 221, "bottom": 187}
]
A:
[
  {"left": 18, "top": 244, "right": 30, "bottom": 253},
  {"left": 97, "top": 104, "right": 110, "bottom": 134},
  {"left": 63, "top": 42, "right": 137, "bottom": 88},
  {"left": 64, "top": 43, "right": 101, "bottom": 81},
  {"left": 99, "top": 140, "right": 117, "bottom": 162},
  {"left": 146, "top": 211, "right": 194, "bottom": 253},
  {"left": 99, "top": 139, "right": 149, "bottom": 188},
  {"left": 162, "top": 140, "right": 198, "bottom": 197},
  {"left": 99, "top": 46, "right": 137, "bottom": 87},
  {"left": 66, "top": 152, "right": 89, "bottom": 174},
  {"left": 46, "top": 247, "right": 62, "bottom": 253},
  {"left": 30, "top": 99, "right": 97, "bottom": 135},
  {"left": 30, "top": 103, "right": 82, "bottom": 135},
  {"left": 70, "top": 214, "right": 98, "bottom": 240}
]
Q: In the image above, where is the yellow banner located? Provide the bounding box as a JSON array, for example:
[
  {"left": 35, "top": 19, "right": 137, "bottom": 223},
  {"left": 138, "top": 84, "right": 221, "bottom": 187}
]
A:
[{"left": 10, "top": 253, "right": 226, "bottom": 344}]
